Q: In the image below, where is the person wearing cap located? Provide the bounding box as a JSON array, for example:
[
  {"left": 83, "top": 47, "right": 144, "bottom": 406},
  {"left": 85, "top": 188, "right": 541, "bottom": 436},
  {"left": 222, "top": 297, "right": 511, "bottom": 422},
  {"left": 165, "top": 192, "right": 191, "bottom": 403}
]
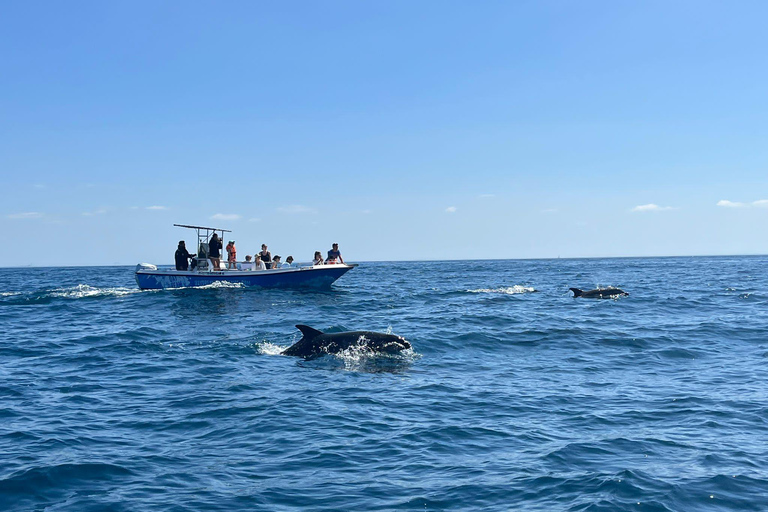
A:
[
  {"left": 174, "top": 241, "right": 195, "bottom": 271},
  {"left": 326, "top": 243, "right": 344, "bottom": 265},
  {"left": 254, "top": 254, "right": 267, "bottom": 271},
  {"left": 226, "top": 240, "right": 237, "bottom": 269},
  {"left": 239, "top": 254, "right": 254, "bottom": 271},
  {"left": 272, "top": 255, "right": 282, "bottom": 268}
]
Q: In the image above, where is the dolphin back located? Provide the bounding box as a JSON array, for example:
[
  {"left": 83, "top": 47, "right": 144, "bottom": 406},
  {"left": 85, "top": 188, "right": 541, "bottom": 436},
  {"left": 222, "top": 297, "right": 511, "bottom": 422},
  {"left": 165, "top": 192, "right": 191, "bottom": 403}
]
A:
[
  {"left": 295, "top": 325, "right": 323, "bottom": 340},
  {"left": 281, "top": 325, "right": 325, "bottom": 357},
  {"left": 281, "top": 327, "right": 411, "bottom": 359},
  {"left": 572, "top": 287, "right": 629, "bottom": 299}
]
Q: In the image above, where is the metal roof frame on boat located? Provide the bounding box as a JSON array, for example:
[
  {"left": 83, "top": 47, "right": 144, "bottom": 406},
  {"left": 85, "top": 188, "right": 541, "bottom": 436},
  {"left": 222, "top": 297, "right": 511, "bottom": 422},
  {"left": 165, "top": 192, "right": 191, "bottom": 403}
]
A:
[
  {"left": 173, "top": 224, "right": 232, "bottom": 233},
  {"left": 174, "top": 224, "right": 232, "bottom": 263}
]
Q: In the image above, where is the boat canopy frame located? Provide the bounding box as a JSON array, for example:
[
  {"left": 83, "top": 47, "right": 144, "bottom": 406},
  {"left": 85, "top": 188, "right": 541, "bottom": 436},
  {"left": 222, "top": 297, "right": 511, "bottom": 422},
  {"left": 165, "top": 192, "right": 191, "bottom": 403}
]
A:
[{"left": 174, "top": 224, "right": 231, "bottom": 259}]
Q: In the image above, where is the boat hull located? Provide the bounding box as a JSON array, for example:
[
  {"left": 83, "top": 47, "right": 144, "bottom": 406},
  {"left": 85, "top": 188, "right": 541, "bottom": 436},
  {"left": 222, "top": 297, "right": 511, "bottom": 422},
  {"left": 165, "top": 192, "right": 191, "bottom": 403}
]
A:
[{"left": 135, "top": 265, "right": 355, "bottom": 290}]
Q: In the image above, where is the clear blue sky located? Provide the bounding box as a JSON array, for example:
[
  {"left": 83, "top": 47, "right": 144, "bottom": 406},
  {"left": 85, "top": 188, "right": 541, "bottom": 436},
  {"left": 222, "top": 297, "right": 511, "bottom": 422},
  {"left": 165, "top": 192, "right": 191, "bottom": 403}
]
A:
[{"left": 2, "top": 1, "right": 767, "bottom": 266}]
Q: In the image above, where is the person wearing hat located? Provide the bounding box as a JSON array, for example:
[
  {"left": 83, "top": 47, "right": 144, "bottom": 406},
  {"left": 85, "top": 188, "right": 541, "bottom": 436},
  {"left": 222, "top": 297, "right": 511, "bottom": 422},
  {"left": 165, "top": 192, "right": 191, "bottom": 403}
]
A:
[
  {"left": 174, "top": 241, "right": 195, "bottom": 271},
  {"left": 226, "top": 240, "right": 237, "bottom": 269},
  {"left": 254, "top": 254, "right": 267, "bottom": 271},
  {"left": 239, "top": 254, "right": 254, "bottom": 271}
]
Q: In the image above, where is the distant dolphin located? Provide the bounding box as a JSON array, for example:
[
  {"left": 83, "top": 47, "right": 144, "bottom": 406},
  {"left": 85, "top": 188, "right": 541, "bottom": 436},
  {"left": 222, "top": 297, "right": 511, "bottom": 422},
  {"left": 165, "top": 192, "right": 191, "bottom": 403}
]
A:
[
  {"left": 281, "top": 325, "right": 412, "bottom": 359},
  {"left": 570, "top": 287, "right": 629, "bottom": 298}
]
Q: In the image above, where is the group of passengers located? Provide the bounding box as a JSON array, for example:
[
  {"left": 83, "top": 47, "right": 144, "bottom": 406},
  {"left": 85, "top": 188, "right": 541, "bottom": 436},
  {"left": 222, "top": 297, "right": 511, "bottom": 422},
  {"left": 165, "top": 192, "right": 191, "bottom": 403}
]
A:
[{"left": 174, "top": 235, "right": 344, "bottom": 271}]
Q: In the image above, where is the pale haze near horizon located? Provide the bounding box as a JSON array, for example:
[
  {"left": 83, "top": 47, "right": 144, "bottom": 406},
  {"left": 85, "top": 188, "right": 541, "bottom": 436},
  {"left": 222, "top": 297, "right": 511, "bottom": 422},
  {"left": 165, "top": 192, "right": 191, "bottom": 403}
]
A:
[{"left": 2, "top": 1, "right": 766, "bottom": 267}]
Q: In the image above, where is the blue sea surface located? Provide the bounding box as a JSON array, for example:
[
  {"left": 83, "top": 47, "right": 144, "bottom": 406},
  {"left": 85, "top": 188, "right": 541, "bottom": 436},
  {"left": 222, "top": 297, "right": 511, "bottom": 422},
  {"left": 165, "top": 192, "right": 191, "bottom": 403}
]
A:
[{"left": 1, "top": 257, "right": 767, "bottom": 511}]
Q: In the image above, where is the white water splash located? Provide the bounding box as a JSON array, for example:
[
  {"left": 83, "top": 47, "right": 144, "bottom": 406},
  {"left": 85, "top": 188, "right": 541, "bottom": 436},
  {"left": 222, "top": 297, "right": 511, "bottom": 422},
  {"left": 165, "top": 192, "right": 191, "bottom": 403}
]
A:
[
  {"left": 192, "top": 281, "right": 245, "bottom": 290},
  {"left": 466, "top": 285, "right": 536, "bottom": 295},
  {"left": 257, "top": 342, "right": 290, "bottom": 356},
  {"left": 48, "top": 284, "right": 150, "bottom": 299},
  {"left": 0, "top": 291, "right": 21, "bottom": 297},
  {"left": 333, "top": 345, "right": 420, "bottom": 372}
]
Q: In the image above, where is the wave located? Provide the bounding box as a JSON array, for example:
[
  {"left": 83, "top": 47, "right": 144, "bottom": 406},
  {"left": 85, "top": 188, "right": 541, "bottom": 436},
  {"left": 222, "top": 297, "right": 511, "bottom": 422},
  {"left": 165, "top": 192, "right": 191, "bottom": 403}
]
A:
[
  {"left": 48, "top": 284, "right": 146, "bottom": 299},
  {"left": 466, "top": 285, "right": 537, "bottom": 295},
  {"left": 0, "top": 284, "right": 157, "bottom": 305},
  {"left": 189, "top": 281, "right": 245, "bottom": 290},
  {"left": 1, "top": 280, "right": 247, "bottom": 306},
  {"left": 0, "top": 462, "right": 133, "bottom": 499}
]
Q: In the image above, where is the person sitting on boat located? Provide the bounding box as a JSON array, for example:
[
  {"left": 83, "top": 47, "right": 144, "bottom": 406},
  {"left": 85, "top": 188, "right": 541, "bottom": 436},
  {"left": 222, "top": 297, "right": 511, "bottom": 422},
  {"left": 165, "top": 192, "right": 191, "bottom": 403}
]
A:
[
  {"left": 272, "top": 255, "right": 282, "bottom": 268},
  {"left": 254, "top": 254, "right": 267, "bottom": 271},
  {"left": 226, "top": 241, "right": 237, "bottom": 269},
  {"left": 313, "top": 251, "right": 324, "bottom": 265},
  {"left": 239, "top": 255, "right": 254, "bottom": 271},
  {"left": 259, "top": 244, "right": 272, "bottom": 269},
  {"left": 174, "top": 241, "right": 195, "bottom": 271},
  {"left": 209, "top": 233, "right": 223, "bottom": 270},
  {"left": 285, "top": 256, "right": 295, "bottom": 267},
  {"left": 326, "top": 243, "right": 344, "bottom": 265}
]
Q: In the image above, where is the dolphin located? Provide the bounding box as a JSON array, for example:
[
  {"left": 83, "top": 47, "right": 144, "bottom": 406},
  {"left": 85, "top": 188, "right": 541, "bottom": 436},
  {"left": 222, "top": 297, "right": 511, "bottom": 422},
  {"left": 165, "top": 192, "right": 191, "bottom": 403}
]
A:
[
  {"left": 281, "top": 325, "right": 412, "bottom": 359},
  {"left": 570, "top": 287, "right": 629, "bottom": 299}
]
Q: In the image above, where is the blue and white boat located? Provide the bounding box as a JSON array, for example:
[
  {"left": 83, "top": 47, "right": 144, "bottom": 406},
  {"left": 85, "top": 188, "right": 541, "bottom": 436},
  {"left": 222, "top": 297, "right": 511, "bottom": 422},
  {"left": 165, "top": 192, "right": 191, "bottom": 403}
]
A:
[{"left": 135, "top": 224, "right": 356, "bottom": 290}]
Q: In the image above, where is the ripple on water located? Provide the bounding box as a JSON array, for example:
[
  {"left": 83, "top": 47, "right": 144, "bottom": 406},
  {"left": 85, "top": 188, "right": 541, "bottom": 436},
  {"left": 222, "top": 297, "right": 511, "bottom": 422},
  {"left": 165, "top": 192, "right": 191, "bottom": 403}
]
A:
[{"left": 1, "top": 258, "right": 768, "bottom": 511}]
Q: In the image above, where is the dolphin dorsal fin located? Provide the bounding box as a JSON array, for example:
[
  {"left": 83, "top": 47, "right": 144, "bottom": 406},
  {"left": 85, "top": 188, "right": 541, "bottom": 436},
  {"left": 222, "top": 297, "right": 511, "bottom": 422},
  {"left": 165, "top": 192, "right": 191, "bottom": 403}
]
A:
[{"left": 296, "top": 325, "right": 323, "bottom": 339}]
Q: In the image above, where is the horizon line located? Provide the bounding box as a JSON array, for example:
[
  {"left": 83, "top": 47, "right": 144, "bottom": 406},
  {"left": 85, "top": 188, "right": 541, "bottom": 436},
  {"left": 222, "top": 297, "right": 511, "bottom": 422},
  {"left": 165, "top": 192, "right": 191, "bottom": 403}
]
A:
[{"left": 1, "top": 253, "right": 766, "bottom": 269}]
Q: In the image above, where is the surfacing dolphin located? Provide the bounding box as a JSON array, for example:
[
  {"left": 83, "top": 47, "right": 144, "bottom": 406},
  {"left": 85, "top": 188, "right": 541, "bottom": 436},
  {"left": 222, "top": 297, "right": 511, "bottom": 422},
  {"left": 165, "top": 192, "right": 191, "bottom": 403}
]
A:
[
  {"left": 281, "top": 325, "right": 412, "bottom": 359},
  {"left": 570, "top": 287, "right": 629, "bottom": 299}
]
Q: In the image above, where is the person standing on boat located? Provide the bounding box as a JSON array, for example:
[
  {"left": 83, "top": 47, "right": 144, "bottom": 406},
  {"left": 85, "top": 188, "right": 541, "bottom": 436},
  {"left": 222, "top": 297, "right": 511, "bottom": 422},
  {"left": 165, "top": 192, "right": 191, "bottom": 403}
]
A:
[
  {"left": 326, "top": 243, "right": 344, "bottom": 265},
  {"left": 209, "top": 233, "right": 223, "bottom": 270},
  {"left": 174, "top": 241, "right": 195, "bottom": 271},
  {"left": 259, "top": 244, "right": 272, "bottom": 269},
  {"left": 226, "top": 241, "right": 237, "bottom": 269}
]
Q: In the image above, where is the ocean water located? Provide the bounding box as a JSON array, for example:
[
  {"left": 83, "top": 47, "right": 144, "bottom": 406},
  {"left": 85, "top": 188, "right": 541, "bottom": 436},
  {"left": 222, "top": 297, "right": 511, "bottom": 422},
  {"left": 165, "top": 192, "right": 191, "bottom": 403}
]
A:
[{"left": 1, "top": 257, "right": 767, "bottom": 511}]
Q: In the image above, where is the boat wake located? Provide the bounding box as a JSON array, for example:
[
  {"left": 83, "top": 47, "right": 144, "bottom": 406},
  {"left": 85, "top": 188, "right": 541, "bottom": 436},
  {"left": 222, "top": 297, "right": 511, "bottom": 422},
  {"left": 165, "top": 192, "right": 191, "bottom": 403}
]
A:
[
  {"left": 466, "top": 285, "right": 537, "bottom": 295},
  {"left": 183, "top": 281, "right": 245, "bottom": 290},
  {"left": 0, "top": 285, "right": 155, "bottom": 305}
]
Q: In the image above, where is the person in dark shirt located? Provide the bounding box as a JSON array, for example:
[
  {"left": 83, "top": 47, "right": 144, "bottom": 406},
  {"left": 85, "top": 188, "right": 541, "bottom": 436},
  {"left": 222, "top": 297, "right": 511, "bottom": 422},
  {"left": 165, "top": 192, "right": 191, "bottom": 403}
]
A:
[
  {"left": 326, "top": 243, "right": 344, "bottom": 264},
  {"left": 174, "top": 241, "right": 195, "bottom": 271},
  {"left": 209, "top": 233, "right": 223, "bottom": 270},
  {"left": 259, "top": 244, "right": 272, "bottom": 269}
]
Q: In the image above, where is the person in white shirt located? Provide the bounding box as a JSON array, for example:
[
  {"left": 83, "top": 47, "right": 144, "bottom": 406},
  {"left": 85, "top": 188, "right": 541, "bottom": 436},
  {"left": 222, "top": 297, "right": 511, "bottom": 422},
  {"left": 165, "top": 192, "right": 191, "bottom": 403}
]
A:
[
  {"left": 239, "top": 255, "right": 255, "bottom": 271},
  {"left": 254, "top": 254, "right": 267, "bottom": 271}
]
